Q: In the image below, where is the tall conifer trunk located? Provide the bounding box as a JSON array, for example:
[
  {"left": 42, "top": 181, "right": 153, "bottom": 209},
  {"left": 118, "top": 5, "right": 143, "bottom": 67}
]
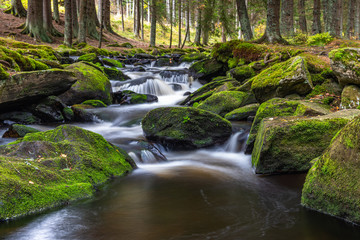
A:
[
  {"left": 236, "top": 0, "right": 253, "bottom": 40},
  {"left": 280, "top": 0, "right": 294, "bottom": 37},
  {"left": 64, "top": 0, "right": 73, "bottom": 47},
  {"left": 312, "top": 0, "right": 321, "bottom": 34},
  {"left": 5, "top": 0, "right": 27, "bottom": 18}
]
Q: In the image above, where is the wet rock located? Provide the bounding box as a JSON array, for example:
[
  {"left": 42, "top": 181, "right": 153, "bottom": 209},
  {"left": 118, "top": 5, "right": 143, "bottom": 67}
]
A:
[
  {"left": 142, "top": 107, "right": 232, "bottom": 150},
  {"left": 31, "top": 96, "right": 68, "bottom": 122},
  {"left": 302, "top": 114, "right": 360, "bottom": 224},
  {"left": 2, "top": 124, "right": 40, "bottom": 138},
  {"left": 103, "top": 67, "right": 130, "bottom": 81},
  {"left": 196, "top": 91, "right": 257, "bottom": 117},
  {"left": 228, "top": 65, "right": 256, "bottom": 83},
  {"left": 112, "top": 90, "right": 158, "bottom": 105},
  {"left": 0, "top": 69, "right": 76, "bottom": 111},
  {"left": 78, "top": 53, "right": 100, "bottom": 64},
  {"left": 225, "top": 103, "right": 260, "bottom": 121},
  {"left": 252, "top": 109, "right": 360, "bottom": 174},
  {"left": 71, "top": 105, "right": 96, "bottom": 122},
  {"left": 154, "top": 57, "right": 179, "bottom": 67},
  {"left": 59, "top": 62, "right": 112, "bottom": 105},
  {"left": 189, "top": 59, "right": 226, "bottom": 83},
  {"left": 340, "top": 85, "right": 360, "bottom": 109},
  {"left": 0, "top": 111, "right": 41, "bottom": 124},
  {"left": 128, "top": 66, "right": 146, "bottom": 72},
  {"left": 180, "top": 53, "right": 207, "bottom": 62},
  {"left": 329, "top": 48, "right": 360, "bottom": 86},
  {"left": 251, "top": 56, "right": 313, "bottom": 103},
  {"left": 134, "top": 53, "right": 156, "bottom": 59},
  {"left": 0, "top": 125, "right": 135, "bottom": 221}
]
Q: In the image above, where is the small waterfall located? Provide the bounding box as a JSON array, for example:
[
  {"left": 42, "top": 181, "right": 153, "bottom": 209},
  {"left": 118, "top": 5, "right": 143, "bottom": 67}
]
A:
[
  {"left": 113, "top": 77, "right": 175, "bottom": 96},
  {"left": 224, "top": 130, "right": 249, "bottom": 153},
  {"left": 159, "top": 70, "right": 189, "bottom": 84},
  {"left": 141, "top": 150, "right": 157, "bottom": 163}
]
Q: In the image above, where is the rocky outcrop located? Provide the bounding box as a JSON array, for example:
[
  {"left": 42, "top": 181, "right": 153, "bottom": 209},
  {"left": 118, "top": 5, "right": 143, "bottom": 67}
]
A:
[
  {"left": 0, "top": 125, "right": 135, "bottom": 221},
  {"left": 59, "top": 62, "right": 112, "bottom": 105},
  {"left": 340, "top": 85, "right": 360, "bottom": 109},
  {"left": 252, "top": 109, "right": 360, "bottom": 174},
  {"left": 142, "top": 107, "right": 232, "bottom": 149},
  {"left": 251, "top": 56, "right": 313, "bottom": 103},
  {"left": 189, "top": 59, "right": 226, "bottom": 83},
  {"left": 302, "top": 114, "right": 360, "bottom": 224},
  {"left": 329, "top": 48, "right": 360, "bottom": 86},
  {"left": 0, "top": 69, "right": 76, "bottom": 111}
]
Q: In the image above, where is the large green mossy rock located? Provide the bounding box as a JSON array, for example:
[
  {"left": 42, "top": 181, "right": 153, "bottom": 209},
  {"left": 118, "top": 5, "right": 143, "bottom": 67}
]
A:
[
  {"left": 0, "top": 69, "right": 76, "bottom": 111},
  {"left": 228, "top": 65, "right": 256, "bottom": 83},
  {"left": 340, "top": 85, "right": 360, "bottom": 109},
  {"left": 59, "top": 62, "right": 112, "bottom": 105},
  {"left": 2, "top": 124, "right": 40, "bottom": 138},
  {"left": 189, "top": 59, "right": 226, "bottom": 83},
  {"left": 142, "top": 107, "right": 232, "bottom": 149},
  {"left": 252, "top": 109, "right": 360, "bottom": 174},
  {"left": 180, "top": 77, "right": 240, "bottom": 106},
  {"left": 251, "top": 56, "right": 313, "bottom": 103},
  {"left": 103, "top": 67, "right": 130, "bottom": 81},
  {"left": 225, "top": 103, "right": 260, "bottom": 121},
  {"left": 0, "top": 125, "right": 135, "bottom": 221},
  {"left": 329, "top": 48, "right": 360, "bottom": 86},
  {"left": 301, "top": 114, "right": 360, "bottom": 224},
  {"left": 196, "top": 91, "right": 256, "bottom": 117},
  {"left": 246, "top": 98, "right": 331, "bottom": 152}
]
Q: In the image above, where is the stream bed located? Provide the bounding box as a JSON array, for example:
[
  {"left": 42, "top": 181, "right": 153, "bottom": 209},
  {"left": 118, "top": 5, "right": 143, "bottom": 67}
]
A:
[{"left": 1, "top": 61, "right": 360, "bottom": 240}]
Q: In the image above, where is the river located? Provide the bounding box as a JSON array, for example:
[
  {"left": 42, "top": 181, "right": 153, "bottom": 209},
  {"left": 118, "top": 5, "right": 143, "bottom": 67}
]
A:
[{"left": 1, "top": 60, "right": 360, "bottom": 240}]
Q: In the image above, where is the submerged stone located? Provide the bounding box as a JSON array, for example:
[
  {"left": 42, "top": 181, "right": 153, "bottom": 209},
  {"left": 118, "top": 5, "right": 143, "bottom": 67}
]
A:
[
  {"left": 142, "top": 107, "right": 232, "bottom": 150},
  {"left": 301, "top": 114, "right": 360, "bottom": 224},
  {"left": 0, "top": 125, "right": 135, "bottom": 221},
  {"left": 252, "top": 109, "right": 360, "bottom": 174},
  {"left": 251, "top": 56, "right": 313, "bottom": 103}
]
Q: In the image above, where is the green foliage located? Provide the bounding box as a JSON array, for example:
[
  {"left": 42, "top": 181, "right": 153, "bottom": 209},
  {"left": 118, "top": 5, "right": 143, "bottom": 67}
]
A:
[
  {"left": 81, "top": 100, "right": 107, "bottom": 108},
  {"left": 0, "top": 65, "right": 9, "bottom": 80},
  {"left": 78, "top": 53, "right": 98, "bottom": 63},
  {"left": 290, "top": 33, "right": 308, "bottom": 45},
  {"left": 307, "top": 33, "right": 334, "bottom": 46}
]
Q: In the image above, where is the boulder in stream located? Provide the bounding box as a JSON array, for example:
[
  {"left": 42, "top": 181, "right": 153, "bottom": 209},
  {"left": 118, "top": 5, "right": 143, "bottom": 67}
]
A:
[
  {"left": 2, "top": 124, "right": 40, "bottom": 138},
  {"left": 252, "top": 109, "right": 360, "bottom": 174},
  {"left": 0, "top": 125, "right": 135, "bottom": 221},
  {"left": 59, "top": 62, "right": 112, "bottom": 105},
  {"left": 0, "top": 69, "right": 76, "bottom": 111},
  {"left": 302, "top": 114, "right": 360, "bottom": 224},
  {"left": 251, "top": 56, "right": 313, "bottom": 103},
  {"left": 225, "top": 103, "right": 260, "bottom": 121},
  {"left": 189, "top": 59, "right": 226, "bottom": 83},
  {"left": 113, "top": 90, "right": 158, "bottom": 105},
  {"left": 142, "top": 107, "right": 232, "bottom": 149}
]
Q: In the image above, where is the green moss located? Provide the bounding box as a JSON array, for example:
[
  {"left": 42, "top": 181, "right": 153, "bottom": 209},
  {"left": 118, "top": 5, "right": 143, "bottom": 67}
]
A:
[
  {"left": 180, "top": 53, "right": 207, "bottom": 62},
  {"left": 102, "top": 58, "right": 123, "bottom": 68},
  {"left": 119, "top": 42, "right": 134, "bottom": 48},
  {"left": 0, "top": 65, "right": 9, "bottom": 80},
  {"left": 0, "top": 125, "right": 134, "bottom": 220},
  {"left": 299, "top": 53, "right": 330, "bottom": 74},
  {"left": 229, "top": 65, "right": 256, "bottom": 83},
  {"left": 78, "top": 53, "right": 98, "bottom": 63},
  {"left": 62, "top": 107, "right": 74, "bottom": 121},
  {"left": 307, "top": 32, "right": 334, "bottom": 46},
  {"left": 197, "top": 91, "right": 254, "bottom": 117},
  {"left": 225, "top": 103, "right": 260, "bottom": 121},
  {"left": 81, "top": 100, "right": 107, "bottom": 108}
]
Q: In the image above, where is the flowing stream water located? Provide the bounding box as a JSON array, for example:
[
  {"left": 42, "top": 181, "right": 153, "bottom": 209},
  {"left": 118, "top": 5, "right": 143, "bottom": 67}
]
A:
[{"left": 1, "top": 61, "right": 360, "bottom": 240}]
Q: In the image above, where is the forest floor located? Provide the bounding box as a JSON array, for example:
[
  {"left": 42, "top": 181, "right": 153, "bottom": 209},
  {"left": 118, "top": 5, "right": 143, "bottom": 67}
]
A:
[{"left": 0, "top": 8, "right": 148, "bottom": 51}]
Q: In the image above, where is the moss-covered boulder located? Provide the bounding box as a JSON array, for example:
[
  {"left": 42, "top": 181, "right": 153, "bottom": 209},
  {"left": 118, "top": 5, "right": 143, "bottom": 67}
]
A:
[
  {"left": 31, "top": 96, "right": 71, "bottom": 122},
  {"left": 196, "top": 91, "right": 256, "bottom": 117},
  {"left": 101, "top": 58, "right": 123, "bottom": 68},
  {"left": 180, "top": 77, "right": 241, "bottom": 106},
  {"left": 0, "top": 111, "right": 41, "bottom": 124},
  {"left": 0, "top": 69, "right": 76, "bottom": 111},
  {"left": 81, "top": 100, "right": 107, "bottom": 108},
  {"left": 78, "top": 53, "right": 99, "bottom": 63},
  {"left": 251, "top": 56, "right": 313, "bottom": 103},
  {"left": 180, "top": 53, "right": 207, "bottom": 62},
  {"left": 0, "top": 65, "right": 9, "bottom": 80},
  {"left": 329, "top": 48, "right": 360, "bottom": 86},
  {"left": 246, "top": 98, "right": 331, "bottom": 152},
  {"left": 2, "top": 124, "right": 40, "bottom": 138},
  {"left": 228, "top": 65, "right": 256, "bottom": 83},
  {"left": 120, "top": 42, "right": 134, "bottom": 48},
  {"left": 252, "top": 109, "right": 360, "bottom": 174},
  {"left": 225, "top": 103, "right": 260, "bottom": 121},
  {"left": 103, "top": 67, "right": 130, "bottom": 81},
  {"left": 189, "top": 59, "right": 226, "bottom": 83},
  {"left": 301, "top": 114, "right": 360, "bottom": 224},
  {"left": 0, "top": 125, "right": 135, "bottom": 221},
  {"left": 59, "top": 62, "right": 112, "bottom": 105},
  {"left": 340, "top": 85, "right": 360, "bottom": 109},
  {"left": 142, "top": 107, "right": 232, "bottom": 149}
]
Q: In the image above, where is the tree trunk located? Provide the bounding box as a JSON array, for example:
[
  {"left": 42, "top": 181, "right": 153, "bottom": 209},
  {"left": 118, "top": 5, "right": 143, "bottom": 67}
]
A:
[
  {"left": 53, "top": 0, "right": 60, "bottom": 23},
  {"left": 334, "top": 0, "right": 342, "bottom": 37},
  {"left": 78, "top": 0, "right": 87, "bottom": 43},
  {"left": 121, "top": 0, "right": 125, "bottom": 31},
  {"left": 280, "top": 0, "right": 294, "bottom": 37},
  {"left": 135, "top": 0, "right": 141, "bottom": 37},
  {"left": 5, "top": 0, "right": 27, "bottom": 18},
  {"left": 194, "top": 6, "right": 201, "bottom": 45},
  {"left": 21, "top": 0, "right": 52, "bottom": 42},
  {"left": 90, "top": 0, "right": 100, "bottom": 27},
  {"left": 356, "top": 1, "right": 360, "bottom": 39},
  {"left": 150, "top": 0, "right": 156, "bottom": 47},
  {"left": 185, "top": 0, "right": 190, "bottom": 41},
  {"left": 236, "top": 0, "right": 253, "bottom": 40},
  {"left": 43, "top": 0, "right": 63, "bottom": 37},
  {"left": 347, "top": 0, "right": 356, "bottom": 39},
  {"left": 72, "top": 0, "right": 79, "bottom": 38},
  {"left": 64, "top": 0, "right": 73, "bottom": 46},
  {"left": 257, "top": 0, "right": 287, "bottom": 44},
  {"left": 312, "top": 0, "right": 321, "bottom": 34},
  {"left": 298, "top": 0, "right": 307, "bottom": 33},
  {"left": 86, "top": 0, "right": 100, "bottom": 39},
  {"left": 169, "top": 0, "right": 173, "bottom": 48},
  {"left": 322, "top": 0, "right": 328, "bottom": 32},
  {"left": 178, "top": 0, "right": 182, "bottom": 48},
  {"left": 141, "top": 0, "right": 144, "bottom": 40},
  {"left": 99, "top": 0, "right": 104, "bottom": 48},
  {"left": 103, "top": 0, "right": 117, "bottom": 34}
]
